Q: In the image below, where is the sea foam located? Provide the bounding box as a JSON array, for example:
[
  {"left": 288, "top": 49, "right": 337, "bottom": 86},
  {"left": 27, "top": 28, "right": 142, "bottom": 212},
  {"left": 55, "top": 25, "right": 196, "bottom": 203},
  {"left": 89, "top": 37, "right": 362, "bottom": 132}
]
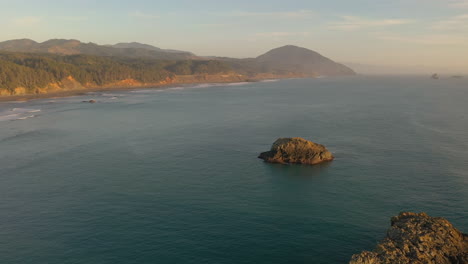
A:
[{"left": 0, "top": 108, "right": 41, "bottom": 121}]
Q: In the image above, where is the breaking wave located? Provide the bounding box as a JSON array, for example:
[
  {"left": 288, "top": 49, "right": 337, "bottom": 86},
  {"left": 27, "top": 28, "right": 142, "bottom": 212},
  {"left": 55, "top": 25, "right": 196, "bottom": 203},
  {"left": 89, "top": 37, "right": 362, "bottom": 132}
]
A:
[{"left": 0, "top": 108, "right": 41, "bottom": 121}]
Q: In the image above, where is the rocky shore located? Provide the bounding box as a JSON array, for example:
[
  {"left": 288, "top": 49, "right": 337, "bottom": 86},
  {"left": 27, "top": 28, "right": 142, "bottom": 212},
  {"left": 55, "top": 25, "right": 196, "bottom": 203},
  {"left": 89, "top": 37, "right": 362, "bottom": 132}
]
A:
[
  {"left": 350, "top": 212, "right": 468, "bottom": 264},
  {"left": 258, "top": 137, "right": 334, "bottom": 165}
]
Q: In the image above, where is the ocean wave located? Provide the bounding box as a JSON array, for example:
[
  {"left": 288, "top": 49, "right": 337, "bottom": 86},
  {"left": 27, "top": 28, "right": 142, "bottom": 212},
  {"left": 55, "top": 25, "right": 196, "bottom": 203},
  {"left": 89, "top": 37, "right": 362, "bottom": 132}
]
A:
[
  {"left": 411, "top": 118, "right": 452, "bottom": 135},
  {"left": 0, "top": 108, "right": 41, "bottom": 121},
  {"left": 14, "top": 115, "right": 36, "bottom": 120},
  {"left": 167, "top": 87, "right": 186, "bottom": 91},
  {"left": 101, "top": 93, "right": 125, "bottom": 97},
  {"left": 86, "top": 92, "right": 125, "bottom": 97},
  {"left": 6, "top": 101, "right": 27, "bottom": 104},
  {"left": 225, "top": 82, "right": 250, "bottom": 86},
  {"left": 167, "top": 84, "right": 214, "bottom": 91},
  {"left": 11, "top": 108, "right": 41, "bottom": 113},
  {"left": 191, "top": 84, "right": 216, "bottom": 88},
  {"left": 0, "top": 114, "right": 20, "bottom": 122},
  {"left": 130, "top": 89, "right": 164, "bottom": 93},
  {"left": 128, "top": 82, "right": 252, "bottom": 94}
]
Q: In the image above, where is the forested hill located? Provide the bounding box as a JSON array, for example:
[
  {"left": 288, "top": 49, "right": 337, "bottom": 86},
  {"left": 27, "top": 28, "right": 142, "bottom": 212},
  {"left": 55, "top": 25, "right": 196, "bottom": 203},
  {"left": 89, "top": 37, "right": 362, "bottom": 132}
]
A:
[
  {"left": 223, "top": 45, "right": 355, "bottom": 77},
  {"left": 0, "top": 52, "right": 231, "bottom": 95},
  {"left": 0, "top": 42, "right": 355, "bottom": 97},
  {"left": 0, "top": 39, "right": 195, "bottom": 60}
]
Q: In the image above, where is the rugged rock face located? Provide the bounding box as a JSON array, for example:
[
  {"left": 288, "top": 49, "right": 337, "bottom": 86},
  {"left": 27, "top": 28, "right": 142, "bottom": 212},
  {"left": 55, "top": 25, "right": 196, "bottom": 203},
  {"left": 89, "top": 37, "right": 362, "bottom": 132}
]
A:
[
  {"left": 258, "top": 137, "right": 334, "bottom": 165},
  {"left": 350, "top": 212, "right": 468, "bottom": 264}
]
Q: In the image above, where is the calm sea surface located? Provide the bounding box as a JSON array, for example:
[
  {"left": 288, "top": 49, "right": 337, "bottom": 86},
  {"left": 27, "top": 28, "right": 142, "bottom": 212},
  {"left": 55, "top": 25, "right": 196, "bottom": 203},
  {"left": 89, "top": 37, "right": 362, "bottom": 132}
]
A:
[{"left": 0, "top": 76, "right": 467, "bottom": 264}]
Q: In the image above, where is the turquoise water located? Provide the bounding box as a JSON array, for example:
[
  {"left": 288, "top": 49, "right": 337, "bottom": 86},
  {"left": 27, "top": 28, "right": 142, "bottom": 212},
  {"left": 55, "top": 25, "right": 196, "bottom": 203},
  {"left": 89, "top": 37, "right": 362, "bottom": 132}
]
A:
[{"left": 0, "top": 76, "right": 467, "bottom": 264}]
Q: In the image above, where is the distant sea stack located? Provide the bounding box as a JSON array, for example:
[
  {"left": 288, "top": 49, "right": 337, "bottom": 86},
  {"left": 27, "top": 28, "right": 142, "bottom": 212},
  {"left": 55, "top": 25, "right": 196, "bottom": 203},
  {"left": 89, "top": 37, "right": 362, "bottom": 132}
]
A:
[
  {"left": 350, "top": 212, "right": 468, "bottom": 264},
  {"left": 258, "top": 137, "right": 334, "bottom": 165},
  {"left": 431, "top": 73, "right": 440, "bottom": 79}
]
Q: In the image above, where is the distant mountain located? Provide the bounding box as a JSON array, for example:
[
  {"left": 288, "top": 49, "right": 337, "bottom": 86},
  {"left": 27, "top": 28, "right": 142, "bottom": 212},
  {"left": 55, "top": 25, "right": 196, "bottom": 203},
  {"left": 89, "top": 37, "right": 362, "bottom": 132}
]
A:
[
  {"left": 110, "top": 42, "right": 194, "bottom": 55},
  {"left": 110, "top": 42, "right": 162, "bottom": 51},
  {"left": 219, "top": 45, "right": 354, "bottom": 77},
  {"left": 0, "top": 39, "right": 353, "bottom": 76},
  {"left": 0, "top": 39, "right": 39, "bottom": 50},
  {"left": 0, "top": 39, "right": 195, "bottom": 60},
  {"left": 254, "top": 45, "right": 355, "bottom": 76}
]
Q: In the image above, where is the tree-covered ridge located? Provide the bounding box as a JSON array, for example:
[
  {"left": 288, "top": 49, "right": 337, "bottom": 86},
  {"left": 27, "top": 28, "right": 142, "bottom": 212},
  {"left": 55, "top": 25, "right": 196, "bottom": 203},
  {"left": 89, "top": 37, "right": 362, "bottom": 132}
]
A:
[
  {"left": 0, "top": 44, "right": 356, "bottom": 96},
  {"left": 0, "top": 52, "right": 231, "bottom": 94},
  {"left": 0, "top": 39, "right": 195, "bottom": 60}
]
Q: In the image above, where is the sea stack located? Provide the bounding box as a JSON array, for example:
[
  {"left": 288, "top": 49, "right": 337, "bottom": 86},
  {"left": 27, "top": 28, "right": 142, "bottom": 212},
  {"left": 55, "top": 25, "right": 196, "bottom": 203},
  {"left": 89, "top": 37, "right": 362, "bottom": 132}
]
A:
[
  {"left": 258, "top": 137, "right": 334, "bottom": 165},
  {"left": 349, "top": 212, "right": 468, "bottom": 264}
]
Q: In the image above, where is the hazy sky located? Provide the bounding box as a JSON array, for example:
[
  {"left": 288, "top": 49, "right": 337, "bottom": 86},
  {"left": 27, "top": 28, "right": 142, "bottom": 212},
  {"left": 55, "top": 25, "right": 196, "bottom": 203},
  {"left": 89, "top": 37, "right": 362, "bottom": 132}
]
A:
[{"left": 1, "top": 0, "right": 468, "bottom": 73}]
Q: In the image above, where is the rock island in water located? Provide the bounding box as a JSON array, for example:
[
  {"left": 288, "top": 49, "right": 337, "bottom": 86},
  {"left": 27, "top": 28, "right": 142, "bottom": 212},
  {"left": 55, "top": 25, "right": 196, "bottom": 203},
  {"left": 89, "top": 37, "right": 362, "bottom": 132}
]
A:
[{"left": 258, "top": 137, "right": 334, "bottom": 165}]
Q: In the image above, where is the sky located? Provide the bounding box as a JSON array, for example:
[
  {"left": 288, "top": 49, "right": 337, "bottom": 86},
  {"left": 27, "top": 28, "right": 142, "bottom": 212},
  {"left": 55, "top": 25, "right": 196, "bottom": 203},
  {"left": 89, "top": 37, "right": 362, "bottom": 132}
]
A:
[{"left": 1, "top": 0, "right": 468, "bottom": 74}]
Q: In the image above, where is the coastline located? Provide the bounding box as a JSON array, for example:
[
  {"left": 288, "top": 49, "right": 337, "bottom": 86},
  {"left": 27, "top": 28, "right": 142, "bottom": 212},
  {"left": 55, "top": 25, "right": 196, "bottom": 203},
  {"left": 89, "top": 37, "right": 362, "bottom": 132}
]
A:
[{"left": 0, "top": 74, "right": 307, "bottom": 103}]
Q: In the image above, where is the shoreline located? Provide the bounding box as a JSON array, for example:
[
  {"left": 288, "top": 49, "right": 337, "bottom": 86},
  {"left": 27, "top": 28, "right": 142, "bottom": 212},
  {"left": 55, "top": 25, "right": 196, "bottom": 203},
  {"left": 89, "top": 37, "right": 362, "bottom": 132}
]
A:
[{"left": 0, "top": 75, "right": 304, "bottom": 103}]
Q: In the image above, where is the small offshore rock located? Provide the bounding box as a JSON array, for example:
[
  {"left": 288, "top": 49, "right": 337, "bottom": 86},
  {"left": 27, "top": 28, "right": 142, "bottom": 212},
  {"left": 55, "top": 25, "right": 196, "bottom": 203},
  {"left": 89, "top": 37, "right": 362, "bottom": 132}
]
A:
[{"left": 258, "top": 137, "right": 334, "bottom": 165}]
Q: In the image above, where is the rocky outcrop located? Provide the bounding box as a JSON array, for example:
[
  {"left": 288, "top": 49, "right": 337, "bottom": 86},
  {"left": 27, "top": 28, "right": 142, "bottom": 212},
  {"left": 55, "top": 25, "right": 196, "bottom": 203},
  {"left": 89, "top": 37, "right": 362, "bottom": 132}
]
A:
[
  {"left": 350, "top": 212, "right": 468, "bottom": 264},
  {"left": 258, "top": 137, "right": 334, "bottom": 165}
]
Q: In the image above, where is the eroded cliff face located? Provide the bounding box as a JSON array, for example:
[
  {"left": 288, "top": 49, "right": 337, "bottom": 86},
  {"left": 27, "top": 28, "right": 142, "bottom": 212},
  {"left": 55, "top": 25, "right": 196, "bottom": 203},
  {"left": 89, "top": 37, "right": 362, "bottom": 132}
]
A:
[
  {"left": 0, "top": 73, "right": 306, "bottom": 98},
  {"left": 0, "top": 76, "right": 84, "bottom": 96},
  {"left": 350, "top": 212, "right": 468, "bottom": 264}
]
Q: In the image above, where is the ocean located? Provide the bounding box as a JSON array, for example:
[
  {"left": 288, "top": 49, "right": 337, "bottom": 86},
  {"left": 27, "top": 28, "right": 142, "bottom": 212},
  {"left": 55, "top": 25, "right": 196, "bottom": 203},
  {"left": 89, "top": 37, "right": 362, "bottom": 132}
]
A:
[{"left": 0, "top": 76, "right": 467, "bottom": 263}]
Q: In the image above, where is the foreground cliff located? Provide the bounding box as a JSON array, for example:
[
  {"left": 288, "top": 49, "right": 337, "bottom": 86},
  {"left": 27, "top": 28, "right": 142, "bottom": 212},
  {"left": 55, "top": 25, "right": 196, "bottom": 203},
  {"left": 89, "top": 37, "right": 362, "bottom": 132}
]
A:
[
  {"left": 350, "top": 212, "right": 468, "bottom": 264},
  {"left": 258, "top": 137, "right": 334, "bottom": 165}
]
